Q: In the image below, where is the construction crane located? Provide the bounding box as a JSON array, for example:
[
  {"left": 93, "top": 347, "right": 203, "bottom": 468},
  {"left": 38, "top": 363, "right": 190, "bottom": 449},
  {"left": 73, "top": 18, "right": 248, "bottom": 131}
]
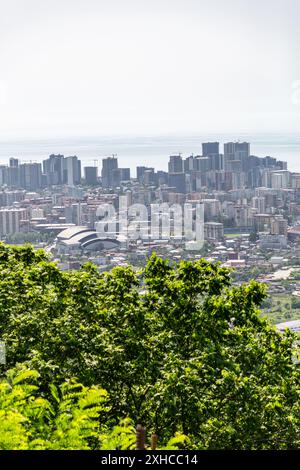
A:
[{"left": 89, "top": 159, "right": 98, "bottom": 168}]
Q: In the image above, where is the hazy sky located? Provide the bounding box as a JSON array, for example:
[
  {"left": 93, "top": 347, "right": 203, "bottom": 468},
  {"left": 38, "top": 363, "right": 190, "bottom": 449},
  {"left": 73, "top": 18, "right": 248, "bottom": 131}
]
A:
[{"left": 0, "top": 0, "right": 300, "bottom": 138}]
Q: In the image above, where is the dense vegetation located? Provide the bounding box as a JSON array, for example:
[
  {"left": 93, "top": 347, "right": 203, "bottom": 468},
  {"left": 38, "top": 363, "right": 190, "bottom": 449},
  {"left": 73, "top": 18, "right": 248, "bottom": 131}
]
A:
[
  {"left": 4, "top": 231, "right": 55, "bottom": 245},
  {"left": 261, "top": 293, "right": 300, "bottom": 324},
  {"left": 0, "top": 243, "right": 299, "bottom": 449}
]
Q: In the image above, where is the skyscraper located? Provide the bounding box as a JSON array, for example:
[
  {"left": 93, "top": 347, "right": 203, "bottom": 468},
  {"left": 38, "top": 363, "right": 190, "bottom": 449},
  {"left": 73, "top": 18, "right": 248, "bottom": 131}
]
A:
[
  {"left": 209, "top": 154, "right": 224, "bottom": 171},
  {"left": 101, "top": 156, "right": 118, "bottom": 188},
  {"left": 19, "top": 163, "right": 42, "bottom": 191},
  {"left": 64, "top": 156, "right": 81, "bottom": 186},
  {"left": 84, "top": 166, "right": 98, "bottom": 185},
  {"left": 168, "top": 173, "right": 186, "bottom": 194},
  {"left": 184, "top": 156, "right": 196, "bottom": 172},
  {"left": 111, "top": 168, "right": 131, "bottom": 188},
  {"left": 224, "top": 142, "right": 250, "bottom": 171},
  {"left": 168, "top": 155, "right": 183, "bottom": 174},
  {"left": 202, "top": 142, "right": 219, "bottom": 157},
  {"left": 136, "top": 166, "right": 155, "bottom": 184},
  {"left": 0, "top": 208, "right": 28, "bottom": 236},
  {"left": 7, "top": 158, "right": 20, "bottom": 187},
  {"left": 9, "top": 158, "right": 19, "bottom": 168},
  {"left": 43, "top": 154, "right": 64, "bottom": 186}
]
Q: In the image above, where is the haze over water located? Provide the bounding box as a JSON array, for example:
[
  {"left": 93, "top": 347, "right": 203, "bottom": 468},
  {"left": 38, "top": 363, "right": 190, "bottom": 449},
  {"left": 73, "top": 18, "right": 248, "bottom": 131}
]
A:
[{"left": 0, "top": 133, "right": 300, "bottom": 176}]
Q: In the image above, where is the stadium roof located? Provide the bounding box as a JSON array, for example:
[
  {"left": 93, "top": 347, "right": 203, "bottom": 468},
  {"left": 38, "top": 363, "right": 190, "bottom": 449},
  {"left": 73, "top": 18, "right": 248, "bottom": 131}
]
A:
[
  {"left": 57, "top": 226, "right": 90, "bottom": 240},
  {"left": 61, "top": 231, "right": 98, "bottom": 245},
  {"left": 57, "top": 226, "right": 121, "bottom": 252}
]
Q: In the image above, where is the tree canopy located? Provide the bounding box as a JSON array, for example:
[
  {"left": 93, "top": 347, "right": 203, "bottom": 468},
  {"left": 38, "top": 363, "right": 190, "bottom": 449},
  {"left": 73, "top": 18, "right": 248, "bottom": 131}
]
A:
[{"left": 0, "top": 243, "right": 299, "bottom": 449}]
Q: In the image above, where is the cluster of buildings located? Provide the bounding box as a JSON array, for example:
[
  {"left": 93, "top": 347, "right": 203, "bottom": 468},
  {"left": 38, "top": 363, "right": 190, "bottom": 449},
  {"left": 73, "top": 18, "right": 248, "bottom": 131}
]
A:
[
  {"left": 0, "top": 154, "right": 96, "bottom": 190},
  {"left": 1, "top": 141, "right": 300, "bottom": 270}
]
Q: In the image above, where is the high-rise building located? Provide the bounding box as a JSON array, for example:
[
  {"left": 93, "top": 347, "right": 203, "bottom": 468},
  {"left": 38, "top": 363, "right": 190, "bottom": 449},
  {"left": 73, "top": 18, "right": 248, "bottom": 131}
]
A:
[
  {"left": 136, "top": 167, "right": 155, "bottom": 184},
  {"left": 184, "top": 156, "right": 196, "bottom": 172},
  {"left": 202, "top": 199, "right": 221, "bottom": 219},
  {"left": 84, "top": 167, "right": 98, "bottom": 185},
  {"left": 204, "top": 222, "right": 224, "bottom": 241},
  {"left": 224, "top": 142, "right": 250, "bottom": 171},
  {"left": 252, "top": 196, "right": 266, "bottom": 214},
  {"left": 0, "top": 166, "right": 7, "bottom": 186},
  {"left": 64, "top": 156, "right": 81, "bottom": 186},
  {"left": 270, "top": 171, "right": 291, "bottom": 189},
  {"left": 7, "top": 159, "right": 20, "bottom": 187},
  {"left": 195, "top": 157, "right": 210, "bottom": 172},
  {"left": 1, "top": 190, "right": 25, "bottom": 206},
  {"left": 19, "top": 163, "right": 42, "bottom": 191},
  {"left": 64, "top": 202, "right": 86, "bottom": 225},
  {"left": 111, "top": 168, "right": 131, "bottom": 187},
  {"left": 202, "top": 142, "right": 219, "bottom": 157},
  {"left": 157, "top": 170, "right": 168, "bottom": 186},
  {"left": 209, "top": 154, "right": 224, "bottom": 171},
  {"left": 101, "top": 157, "right": 118, "bottom": 188},
  {"left": 271, "top": 216, "right": 288, "bottom": 237},
  {"left": 277, "top": 161, "right": 288, "bottom": 171},
  {"left": 9, "top": 158, "right": 19, "bottom": 168},
  {"left": 234, "top": 142, "right": 250, "bottom": 159},
  {"left": 119, "top": 168, "right": 130, "bottom": 182},
  {"left": 43, "top": 154, "right": 64, "bottom": 186},
  {"left": 168, "top": 155, "right": 183, "bottom": 174},
  {"left": 168, "top": 173, "right": 186, "bottom": 193},
  {"left": 263, "top": 156, "right": 277, "bottom": 168},
  {"left": 0, "top": 208, "right": 27, "bottom": 236},
  {"left": 143, "top": 169, "right": 156, "bottom": 185}
]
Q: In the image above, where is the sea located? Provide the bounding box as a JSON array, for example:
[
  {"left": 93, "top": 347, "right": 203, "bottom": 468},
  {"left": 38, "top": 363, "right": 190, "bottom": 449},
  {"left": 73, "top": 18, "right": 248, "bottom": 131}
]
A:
[{"left": 0, "top": 133, "right": 300, "bottom": 176}]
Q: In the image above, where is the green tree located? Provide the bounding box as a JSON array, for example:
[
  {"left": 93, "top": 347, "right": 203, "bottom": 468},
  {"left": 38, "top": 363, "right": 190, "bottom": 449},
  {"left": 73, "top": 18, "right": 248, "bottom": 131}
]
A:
[
  {"left": 0, "top": 243, "right": 299, "bottom": 449},
  {"left": 291, "top": 296, "right": 300, "bottom": 309},
  {"left": 5, "top": 231, "right": 55, "bottom": 245},
  {"left": 0, "top": 365, "right": 187, "bottom": 450},
  {"left": 0, "top": 365, "right": 108, "bottom": 450},
  {"left": 249, "top": 230, "right": 258, "bottom": 244}
]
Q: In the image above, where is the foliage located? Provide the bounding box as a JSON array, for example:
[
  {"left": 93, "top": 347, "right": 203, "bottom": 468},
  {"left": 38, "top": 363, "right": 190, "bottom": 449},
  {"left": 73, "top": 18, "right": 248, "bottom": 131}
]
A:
[
  {"left": 261, "top": 293, "right": 300, "bottom": 324},
  {"left": 0, "top": 370, "right": 188, "bottom": 451},
  {"left": 5, "top": 232, "right": 55, "bottom": 245},
  {"left": 231, "top": 265, "right": 273, "bottom": 283},
  {"left": 249, "top": 230, "right": 259, "bottom": 244},
  {"left": 99, "top": 418, "right": 136, "bottom": 450},
  {"left": 0, "top": 243, "right": 299, "bottom": 449},
  {"left": 0, "top": 365, "right": 108, "bottom": 450}
]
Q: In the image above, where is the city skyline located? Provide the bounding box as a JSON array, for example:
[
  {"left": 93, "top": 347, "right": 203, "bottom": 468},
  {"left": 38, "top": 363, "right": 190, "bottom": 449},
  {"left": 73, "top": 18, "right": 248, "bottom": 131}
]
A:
[
  {"left": 0, "top": 139, "right": 291, "bottom": 191},
  {"left": 2, "top": 133, "right": 300, "bottom": 174}
]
